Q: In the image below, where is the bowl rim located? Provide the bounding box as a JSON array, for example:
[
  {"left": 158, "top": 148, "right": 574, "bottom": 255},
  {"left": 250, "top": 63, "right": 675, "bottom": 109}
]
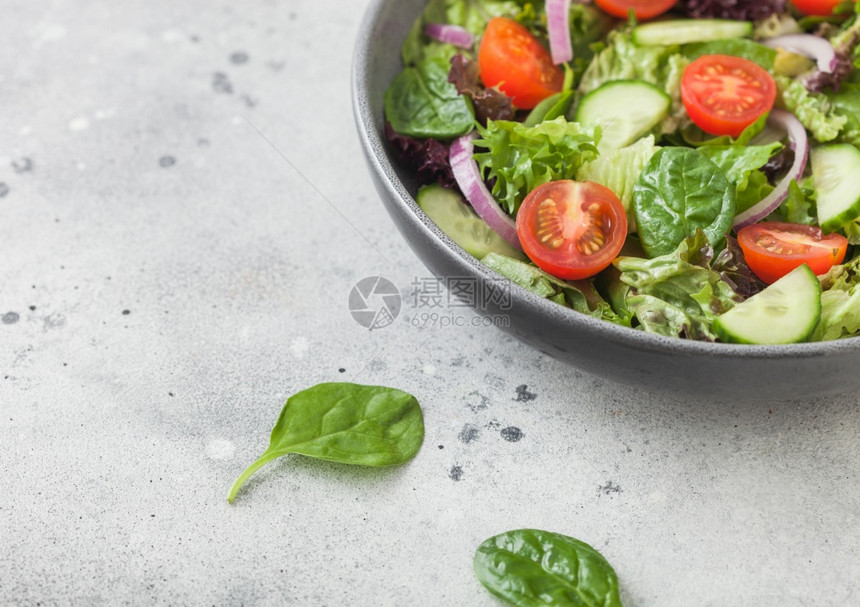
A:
[{"left": 352, "top": 0, "right": 860, "bottom": 362}]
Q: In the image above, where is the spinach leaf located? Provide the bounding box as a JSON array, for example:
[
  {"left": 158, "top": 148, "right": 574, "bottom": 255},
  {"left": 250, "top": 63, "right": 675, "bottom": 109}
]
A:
[
  {"left": 384, "top": 58, "right": 475, "bottom": 140},
  {"left": 473, "top": 117, "right": 599, "bottom": 215},
  {"left": 523, "top": 90, "right": 575, "bottom": 127},
  {"left": 633, "top": 147, "right": 735, "bottom": 258},
  {"left": 228, "top": 383, "right": 424, "bottom": 502},
  {"left": 473, "top": 529, "right": 622, "bottom": 607},
  {"left": 482, "top": 252, "right": 627, "bottom": 325}
]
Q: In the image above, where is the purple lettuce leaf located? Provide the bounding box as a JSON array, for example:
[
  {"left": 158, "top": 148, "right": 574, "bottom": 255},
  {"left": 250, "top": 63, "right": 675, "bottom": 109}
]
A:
[
  {"left": 678, "top": 0, "right": 786, "bottom": 21},
  {"left": 448, "top": 54, "right": 515, "bottom": 125},
  {"left": 384, "top": 122, "right": 455, "bottom": 189}
]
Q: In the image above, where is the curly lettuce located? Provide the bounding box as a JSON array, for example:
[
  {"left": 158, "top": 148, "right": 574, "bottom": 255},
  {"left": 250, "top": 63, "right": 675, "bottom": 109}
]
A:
[
  {"left": 473, "top": 117, "right": 599, "bottom": 215},
  {"left": 482, "top": 252, "right": 626, "bottom": 324},
  {"left": 776, "top": 75, "right": 848, "bottom": 141},
  {"left": 812, "top": 255, "right": 860, "bottom": 341},
  {"left": 614, "top": 230, "right": 740, "bottom": 340}
]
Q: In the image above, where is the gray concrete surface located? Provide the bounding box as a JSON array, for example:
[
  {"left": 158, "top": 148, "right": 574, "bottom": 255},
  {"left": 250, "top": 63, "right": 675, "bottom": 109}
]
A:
[{"left": 1, "top": 1, "right": 858, "bottom": 605}]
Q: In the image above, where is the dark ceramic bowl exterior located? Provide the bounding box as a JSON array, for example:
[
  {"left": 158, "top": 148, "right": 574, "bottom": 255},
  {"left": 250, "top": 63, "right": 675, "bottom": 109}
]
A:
[{"left": 352, "top": 0, "right": 860, "bottom": 400}]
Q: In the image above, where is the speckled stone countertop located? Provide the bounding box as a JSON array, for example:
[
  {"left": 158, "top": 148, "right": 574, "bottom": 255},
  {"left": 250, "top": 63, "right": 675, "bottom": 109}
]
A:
[{"left": 1, "top": 1, "right": 858, "bottom": 605}]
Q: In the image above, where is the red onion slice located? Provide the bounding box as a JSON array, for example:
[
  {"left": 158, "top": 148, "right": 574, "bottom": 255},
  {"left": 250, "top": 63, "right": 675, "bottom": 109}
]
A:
[
  {"left": 732, "top": 109, "right": 809, "bottom": 231},
  {"left": 762, "top": 34, "right": 837, "bottom": 74},
  {"left": 449, "top": 132, "right": 522, "bottom": 250},
  {"left": 547, "top": 0, "right": 573, "bottom": 65},
  {"left": 424, "top": 23, "right": 474, "bottom": 49}
]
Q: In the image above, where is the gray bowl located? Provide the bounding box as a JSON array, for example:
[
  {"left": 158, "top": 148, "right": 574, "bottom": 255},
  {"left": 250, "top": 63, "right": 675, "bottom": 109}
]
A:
[{"left": 352, "top": 0, "right": 860, "bottom": 401}]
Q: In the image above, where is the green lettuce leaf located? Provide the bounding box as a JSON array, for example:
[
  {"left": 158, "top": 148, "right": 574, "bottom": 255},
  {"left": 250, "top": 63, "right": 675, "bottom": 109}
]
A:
[
  {"left": 568, "top": 5, "right": 617, "bottom": 87},
  {"left": 575, "top": 135, "right": 660, "bottom": 232},
  {"left": 776, "top": 75, "right": 848, "bottom": 142},
  {"left": 683, "top": 39, "right": 777, "bottom": 70},
  {"left": 735, "top": 171, "right": 775, "bottom": 215},
  {"left": 844, "top": 220, "right": 860, "bottom": 245},
  {"left": 481, "top": 252, "right": 627, "bottom": 325},
  {"left": 614, "top": 230, "right": 739, "bottom": 340},
  {"left": 473, "top": 116, "right": 599, "bottom": 215},
  {"left": 579, "top": 30, "right": 676, "bottom": 92},
  {"left": 698, "top": 142, "right": 781, "bottom": 214},
  {"left": 698, "top": 142, "right": 782, "bottom": 187},
  {"left": 769, "top": 179, "right": 817, "bottom": 225},
  {"left": 831, "top": 84, "right": 860, "bottom": 146},
  {"left": 812, "top": 255, "right": 860, "bottom": 341},
  {"left": 578, "top": 30, "right": 689, "bottom": 134},
  {"left": 675, "top": 113, "right": 769, "bottom": 148}
]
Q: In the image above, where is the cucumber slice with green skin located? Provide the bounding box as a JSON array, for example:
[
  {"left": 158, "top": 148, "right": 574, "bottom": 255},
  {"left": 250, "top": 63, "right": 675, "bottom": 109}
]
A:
[
  {"left": 633, "top": 19, "right": 754, "bottom": 46},
  {"left": 416, "top": 184, "right": 524, "bottom": 260},
  {"left": 574, "top": 80, "right": 670, "bottom": 154},
  {"left": 812, "top": 144, "right": 860, "bottom": 233},
  {"left": 713, "top": 264, "right": 821, "bottom": 345}
]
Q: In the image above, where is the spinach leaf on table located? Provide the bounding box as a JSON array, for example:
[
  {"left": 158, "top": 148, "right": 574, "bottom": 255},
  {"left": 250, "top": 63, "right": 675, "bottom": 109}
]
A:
[
  {"left": 384, "top": 57, "right": 475, "bottom": 140},
  {"left": 474, "top": 529, "right": 623, "bottom": 607},
  {"left": 228, "top": 383, "right": 424, "bottom": 503},
  {"left": 633, "top": 147, "right": 735, "bottom": 258}
]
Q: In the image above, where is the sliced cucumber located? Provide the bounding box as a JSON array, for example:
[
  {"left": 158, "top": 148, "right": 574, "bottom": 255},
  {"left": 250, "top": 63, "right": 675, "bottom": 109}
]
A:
[
  {"left": 574, "top": 80, "right": 670, "bottom": 154},
  {"left": 713, "top": 264, "right": 821, "bottom": 345},
  {"left": 633, "top": 19, "right": 753, "bottom": 46},
  {"left": 416, "top": 184, "right": 524, "bottom": 260},
  {"left": 812, "top": 144, "right": 860, "bottom": 233}
]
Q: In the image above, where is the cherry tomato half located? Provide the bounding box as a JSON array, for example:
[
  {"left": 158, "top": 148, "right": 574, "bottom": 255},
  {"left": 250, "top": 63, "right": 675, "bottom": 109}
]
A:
[
  {"left": 478, "top": 17, "right": 564, "bottom": 110},
  {"left": 681, "top": 54, "right": 777, "bottom": 138},
  {"left": 516, "top": 180, "right": 628, "bottom": 280},
  {"left": 737, "top": 222, "right": 848, "bottom": 284},
  {"left": 791, "top": 0, "right": 842, "bottom": 16},
  {"left": 594, "top": 0, "right": 678, "bottom": 20}
]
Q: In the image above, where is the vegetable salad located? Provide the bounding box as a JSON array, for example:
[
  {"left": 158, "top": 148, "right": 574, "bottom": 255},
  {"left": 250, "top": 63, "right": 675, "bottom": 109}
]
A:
[{"left": 384, "top": 0, "right": 860, "bottom": 344}]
